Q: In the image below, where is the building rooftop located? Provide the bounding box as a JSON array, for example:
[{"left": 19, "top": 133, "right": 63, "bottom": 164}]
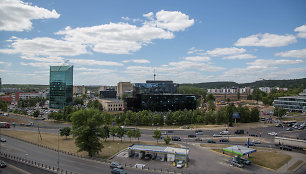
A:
[
  {"left": 223, "top": 145, "right": 256, "bottom": 156},
  {"left": 128, "top": 144, "right": 189, "bottom": 155},
  {"left": 50, "top": 65, "right": 73, "bottom": 72},
  {"left": 277, "top": 95, "right": 306, "bottom": 100},
  {"left": 98, "top": 98, "right": 123, "bottom": 102}
]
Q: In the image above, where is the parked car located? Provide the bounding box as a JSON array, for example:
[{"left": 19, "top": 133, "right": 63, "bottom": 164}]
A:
[
  {"left": 195, "top": 137, "right": 202, "bottom": 141},
  {"left": 207, "top": 139, "right": 216, "bottom": 143},
  {"left": 235, "top": 130, "right": 244, "bottom": 134},
  {"left": 275, "top": 123, "right": 282, "bottom": 127},
  {"left": 167, "top": 130, "right": 174, "bottom": 133},
  {"left": 188, "top": 134, "right": 196, "bottom": 138},
  {"left": 161, "top": 131, "right": 167, "bottom": 135},
  {"left": 268, "top": 132, "right": 277, "bottom": 136},
  {"left": 171, "top": 136, "right": 181, "bottom": 141},
  {"left": 195, "top": 130, "right": 203, "bottom": 135},
  {"left": 231, "top": 158, "right": 244, "bottom": 168},
  {"left": 286, "top": 127, "right": 293, "bottom": 131},
  {"left": 280, "top": 145, "right": 292, "bottom": 151},
  {"left": 213, "top": 134, "right": 222, "bottom": 137},
  {"left": 220, "top": 130, "right": 230, "bottom": 135},
  {"left": 252, "top": 139, "right": 261, "bottom": 144},
  {"left": 20, "top": 123, "right": 25, "bottom": 126},
  {"left": 177, "top": 160, "right": 184, "bottom": 168},
  {"left": 0, "top": 161, "right": 6, "bottom": 168},
  {"left": 298, "top": 126, "right": 305, "bottom": 130},
  {"left": 111, "top": 168, "right": 127, "bottom": 174},
  {"left": 219, "top": 138, "right": 229, "bottom": 142},
  {"left": 110, "top": 162, "right": 123, "bottom": 169},
  {"left": 245, "top": 142, "right": 255, "bottom": 146},
  {"left": 240, "top": 157, "right": 251, "bottom": 165},
  {"left": 0, "top": 138, "right": 6, "bottom": 142},
  {"left": 144, "top": 154, "right": 152, "bottom": 160},
  {"left": 249, "top": 134, "right": 258, "bottom": 137}
]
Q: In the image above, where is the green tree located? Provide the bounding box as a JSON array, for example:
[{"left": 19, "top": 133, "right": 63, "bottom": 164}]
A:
[
  {"left": 250, "top": 107, "right": 260, "bottom": 122},
  {"left": 206, "top": 93, "right": 215, "bottom": 101},
  {"left": 116, "top": 126, "right": 126, "bottom": 142},
  {"left": 134, "top": 128, "right": 141, "bottom": 143},
  {"left": 273, "top": 106, "right": 286, "bottom": 120},
  {"left": 126, "top": 129, "right": 134, "bottom": 142},
  {"left": 60, "top": 127, "right": 71, "bottom": 139},
  {"left": 0, "top": 101, "right": 8, "bottom": 112},
  {"left": 225, "top": 103, "right": 236, "bottom": 127},
  {"left": 110, "top": 127, "right": 117, "bottom": 142},
  {"left": 207, "top": 100, "right": 216, "bottom": 111},
  {"left": 33, "top": 110, "right": 40, "bottom": 117},
  {"left": 252, "top": 88, "right": 261, "bottom": 103},
  {"left": 237, "top": 91, "right": 241, "bottom": 101},
  {"left": 73, "top": 97, "right": 84, "bottom": 105},
  {"left": 71, "top": 108, "right": 104, "bottom": 157},
  {"left": 87, "top": 100, "right": 103, "bottom": 111},
  {"left": 164, "top": 135, "right": 171, "bottom": 145},
  {"left": 152, "top": 130, "right": 162, "bottom": 144}
]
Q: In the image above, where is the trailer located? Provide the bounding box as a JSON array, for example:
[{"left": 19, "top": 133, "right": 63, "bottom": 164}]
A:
[
  {"left": 0, "top": 122, "right": 10, "bottom": 128},
  {"left": 275, "top": 137, "right": 306, "bottom": 150}
]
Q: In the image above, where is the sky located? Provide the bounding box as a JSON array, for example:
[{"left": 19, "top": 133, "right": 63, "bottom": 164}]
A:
[{"left": 0, "top": 0, "right": 306, "bottom": 85}]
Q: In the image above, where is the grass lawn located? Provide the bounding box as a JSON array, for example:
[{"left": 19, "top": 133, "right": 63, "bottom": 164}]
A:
[
  {"left": 206, "top": 146, "right": 291, "bottom": 170},
  {"left": 0, "top": 129, "right": 180, "bottom": 159}
]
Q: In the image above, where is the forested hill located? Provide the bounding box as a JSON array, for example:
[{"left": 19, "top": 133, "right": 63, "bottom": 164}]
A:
[{"left": 181, "top": 78, "right": 306, "bottom": 89}]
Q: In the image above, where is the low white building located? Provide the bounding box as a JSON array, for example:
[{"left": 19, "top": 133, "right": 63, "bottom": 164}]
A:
[{"left": 98, "top": 98, "right": 124, "bottom": 111}]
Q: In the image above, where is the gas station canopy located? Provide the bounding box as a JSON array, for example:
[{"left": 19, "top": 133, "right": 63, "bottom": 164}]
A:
[{"left": 223, "top": 145, "right": 256, "bottom": 156}]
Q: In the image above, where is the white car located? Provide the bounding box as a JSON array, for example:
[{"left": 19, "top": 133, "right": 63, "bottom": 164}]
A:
[
  {"left": 161, "top": 131, "right": 167, "bottom": 135},
  {"left": 220, "top": 131, "right": 230, "bottom": 135},
  {"left": 268, "top": 132, "right": 277, "bottom": 136},
  {"left": 252, "top": 139, "right": 261, "bottom": 144},
  {"left": 213, "top": 134, "right": 222, "bottom": 137},
  {"left": 177, "top": 161, "right": 184, "bottom": 168}
]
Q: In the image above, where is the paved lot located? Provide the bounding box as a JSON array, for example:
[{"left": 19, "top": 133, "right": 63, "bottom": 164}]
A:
[{"left": 111, "top": 142, "right": 275, "bottom": 174}]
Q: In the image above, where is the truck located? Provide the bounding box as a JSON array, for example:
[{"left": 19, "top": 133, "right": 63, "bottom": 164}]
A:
[
  {"left": 275, "top": 136, "right": 306, "bottom": 150},
  {"left": 0, "top": 122, "right": 10, "bottom": 128}
]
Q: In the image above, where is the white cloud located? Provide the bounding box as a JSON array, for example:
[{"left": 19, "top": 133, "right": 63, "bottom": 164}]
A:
[
  {"left": 75, "top": 67, "right": 115, "bottom": 75},
  {"left": 222, "top": 54, "right": 256, "bottom": 60},
  {"left": 294, "top": 24, "right": 306, "bottom": 38},
  {"left": 0, "top": 0, "right": 60, "bottom": 31},
  {"left": 69, "top": 59, "right": 123, "bottom": 66},
  {"left": 0, "top": 37, "right": 88, "bottom": 57},
  {"left": 20, "top": 56, "right": 65, "bottom": 63},
  {"left": 184, "top": 56, "right": 210, "bottom": 61},
  {"left": 121, "top": 16, "right": 130, "bottom": 21},
  {"left": 123, "top": 59, "right": 150, "bottom": 63},
  {"left": 20, "top": 62, "right": 62, "bottom": 68},
  {"left": 187, "top": 47, "right": 204, "bottom": 54},
  {"left": 206, "top": 47, "right": 246, "bottom": 57},
  {"left": 246, "top": 59, "right": 303, "bottom": 69},
  {"left": 143, "top": 12, "right": 154, "bottom": 20},
  {"left": 168, "top": 61, "right": 225, "bottom": 72},
  {"left": 55, "top": 22, "right": 174, "bottom": 54},
  {"left": 275, "top": 49, "right": 306, "bottom": 58},
  {"left": 235, "top": 33, "right": 297, "bottom": 47},
  {"left": 154, "top": 10, "right": 195, "bottom": 32}
]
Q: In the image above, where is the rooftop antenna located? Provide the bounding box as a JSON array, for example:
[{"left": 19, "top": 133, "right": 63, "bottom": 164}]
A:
[
  {"left": 63, "top": 59, "right": 69, "bottom": 65},
  {"left": 153, "top": 69, "right": 156, "bottom": 81}
]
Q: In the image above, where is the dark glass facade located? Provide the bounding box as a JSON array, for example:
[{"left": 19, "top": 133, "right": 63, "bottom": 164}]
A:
[
  {"left": 134, "top": 80, "right": 178, "bottom": 94},
  {"left": 126, "top": 94, "right": 197, "bottom": 112},
  {"left": 100, "top": 89, "right": 117, "bottom": 98},
  {"left": 49, "top": 66, "right": 73, "bottom": 109}
]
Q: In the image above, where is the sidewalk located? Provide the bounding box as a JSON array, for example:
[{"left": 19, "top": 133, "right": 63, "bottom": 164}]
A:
[{"left": 277, "top": 150, "right": 306, "bottom": 173}]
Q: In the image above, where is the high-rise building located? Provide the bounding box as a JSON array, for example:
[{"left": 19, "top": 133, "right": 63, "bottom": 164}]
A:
[
  {"left": 49, "top": 65, "right": 73, "bottom": 109},
  {"left": 117, "top": 82, "right": 133, "bottom": 99},
  {"left": 0, "top": 77, "right": 2, "bottom": 92}
]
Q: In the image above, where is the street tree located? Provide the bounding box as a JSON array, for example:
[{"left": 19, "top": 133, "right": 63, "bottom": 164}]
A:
[
  {"left": 126, "top": 129, "right": 134, "bottom": 142},
  {"left": 116, "top": 126, "right": 126, "bottom": 142},
  {"left": 110, "top": 127, "right": 117, "bottom": 142},
  {"left": 152, "top": 130, "right": 162, "bottom": 144},
  {"left": 71, "top": 108, "right": 104, "bottom": 157},
  {"left": 32, "top": 110, "right": 40, "bottom": 117},
  {"left": 134, "top": 128, "right": 141, "bottom": 143},
  {"left": 164, "top": 135, "right": 171, "bottom": 145},
  {"left": 60, "top": 127, "right": 71, "bottom": 139}
]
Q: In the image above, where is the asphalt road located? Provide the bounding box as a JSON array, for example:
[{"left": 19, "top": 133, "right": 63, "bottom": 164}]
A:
[{"left": 0, "top": 136, "right": 158, "bottom": 174}]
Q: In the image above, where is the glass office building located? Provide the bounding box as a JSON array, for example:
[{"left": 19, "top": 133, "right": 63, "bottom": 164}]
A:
[
  {"left": 49, "top": 65, "right": 73, "bottom": 109},
  {"left": 134, "top": 80, "right": 178, "bottom": 94}
]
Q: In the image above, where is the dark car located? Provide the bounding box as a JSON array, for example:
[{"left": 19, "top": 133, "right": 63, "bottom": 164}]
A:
[
  {"left": 195, "top": 137, "right": 202, "bottom": 141},
  {"left": 171, "top": 136, "right": 181, "bottom": 141},
  {"left": 188, "top": 134, "right": 196, "bottom": 138},
  {"left": 0, "top": 161, "right": 6, "bottom": 168},
  {"left": 219, "top": 138, "right": 229, "bottom": 142},
  {"left": 167, "top": 130, "right": 174, "bottom": 133},
  {"left": 286, "top": 127, "right": 293, "bottom": 131},
  {"left": 110, "top": 162, "right": 123, "bottom": 169},
  {"left": 207, "top": 139, "right": 216, "bottom": 143},
  {"left": 275, "top": 124, "right": 282, "bottom": 127},
  {"left": 240, "top": 157, "right": 251, "bottom": 165},
  {"left": 0, "top": 138, "right": 6, "bottom": 142},
  {"left": 245, "top": 142, "right": 255, "bottom": 146},
  {"left": 235, "top": 130, "right": 244, "bottom": 134},
  {"left": 144, "top": 154, "right": 152, "bottom": 160},
  {"left": 249, "top": 134, "right": 258, "bottom": 137},
  {"left": 111, "top": 168, "right": 127, "bottom": 174}
]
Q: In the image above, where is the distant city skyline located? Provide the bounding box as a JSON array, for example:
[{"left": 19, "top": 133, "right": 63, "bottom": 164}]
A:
[{"left": 0, "top": 0, "right": 306, "bottom": 85}]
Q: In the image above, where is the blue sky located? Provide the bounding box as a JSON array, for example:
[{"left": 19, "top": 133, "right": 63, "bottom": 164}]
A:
[{"left": 0, "top": 0, "right": 305, "bottom": 85}]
